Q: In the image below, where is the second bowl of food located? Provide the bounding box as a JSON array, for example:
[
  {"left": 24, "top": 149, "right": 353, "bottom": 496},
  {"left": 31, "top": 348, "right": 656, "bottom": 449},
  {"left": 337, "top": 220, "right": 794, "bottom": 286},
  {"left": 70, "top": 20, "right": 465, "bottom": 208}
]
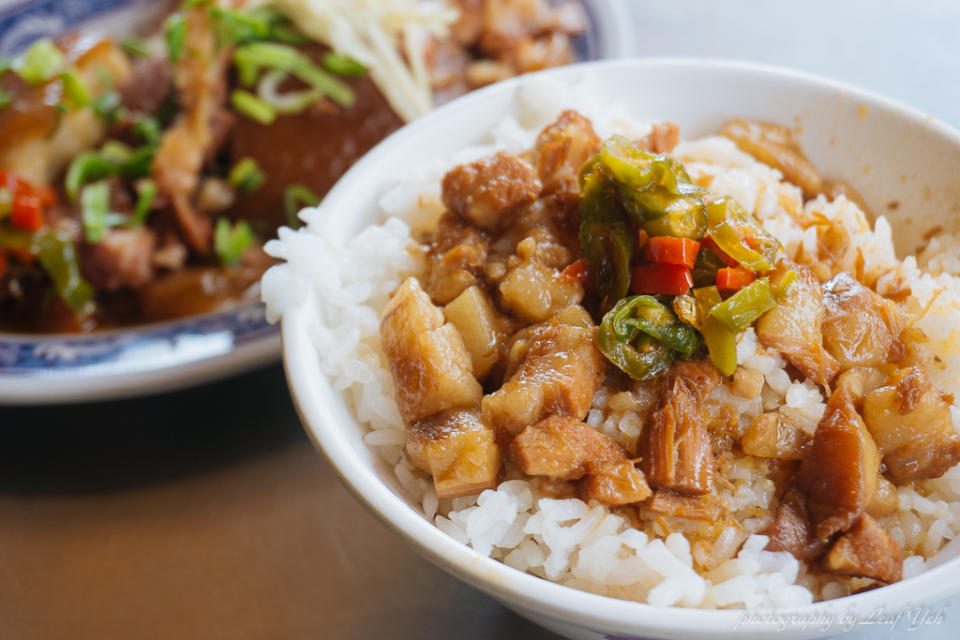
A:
[{"left": 267, "top": 58, "right": 960, "bottom": 639}]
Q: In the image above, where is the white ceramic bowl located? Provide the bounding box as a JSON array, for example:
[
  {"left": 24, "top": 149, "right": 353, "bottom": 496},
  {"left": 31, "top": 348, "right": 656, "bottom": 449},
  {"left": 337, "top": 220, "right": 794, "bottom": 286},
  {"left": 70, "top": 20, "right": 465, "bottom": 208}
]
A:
[{"left": 281, "top": 59, "right": 960, "bottom": 640}]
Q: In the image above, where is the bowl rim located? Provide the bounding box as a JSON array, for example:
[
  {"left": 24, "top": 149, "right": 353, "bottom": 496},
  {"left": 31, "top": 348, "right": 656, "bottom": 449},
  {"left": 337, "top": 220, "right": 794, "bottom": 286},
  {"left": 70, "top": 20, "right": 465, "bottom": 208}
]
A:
[{"left": 281, "top": 57, "right": 960, "bottom": 638}]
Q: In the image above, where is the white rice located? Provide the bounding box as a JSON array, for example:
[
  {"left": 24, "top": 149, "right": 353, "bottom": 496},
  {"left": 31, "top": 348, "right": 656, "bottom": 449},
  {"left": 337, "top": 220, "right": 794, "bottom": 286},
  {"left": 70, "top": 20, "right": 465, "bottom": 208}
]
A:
[{"left": 261, "top": 79, "right": 960, "bottom": 609}]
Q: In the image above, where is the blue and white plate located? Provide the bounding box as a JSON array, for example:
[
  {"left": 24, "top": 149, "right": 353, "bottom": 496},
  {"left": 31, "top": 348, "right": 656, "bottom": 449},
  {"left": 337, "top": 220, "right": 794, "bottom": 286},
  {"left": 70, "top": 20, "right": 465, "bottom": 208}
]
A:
[{"left": 0, "top": 0, "right": 625, "bottom": 404}]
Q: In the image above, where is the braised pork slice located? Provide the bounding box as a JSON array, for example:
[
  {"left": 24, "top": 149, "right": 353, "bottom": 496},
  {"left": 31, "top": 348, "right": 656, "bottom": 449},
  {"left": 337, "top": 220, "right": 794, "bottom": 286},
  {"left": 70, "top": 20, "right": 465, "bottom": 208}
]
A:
[
  {"left": 581, "top": 460, "right": 652, "bottom": 506},
  {"left": 532, "top": 110, "right": 601, "bottom": 201},
  {"left": 834, "top": 367, "right": 888, "bottom": 408},
  {"left": 406, "top": 407, "right": 501, "bottom": 499},
  {"left": 78, "top": 227, "right": 156, "bottom": 291},
  {"left": 862, "top": 367, "right": 960, "bottom": 482},
  {"left": 643, "top": 490, "right": 724, "bottom": 521},
  {"left": 482, "top": 323, "right": 605, "bottom": 439},
  {"left": 639, "top": 361, "right": 720, "bottom": 496},
  {"left": 824, "top": 515, "right": 902, "bottom": 584},
  {"left": 798, "top": 388, "right": 880, "bottom": 542},
  {"left": 441, "top": 151, "right": 541, "bottom": 231},
  {"left": 380, "top": 278, "right": 482, "bottom": 423},
  {"left": 822, "top": 272, "right": 903, "bottom": 370},
  {"left": 763, "top": 489, "right": 824, "bottom": 560},
  {"left": 498, "top": 253, "right": 584, "bottom": 322},
  {"left": 719, "top": 119, "right": 823, "bottom": 197},
  {"left": 424, "top": 212, "right": 490, "bottom": 305},
  {"left": 755, "top": 263, "right": 839, "bottom": 385},
  {"left": 741, "top": 412, "right": 812, "bottom": 461},
  {"left": 867, "top": 476, "right": 899, "bottom": 519},
  {"left": 509, "top": 415, "right": 625, "bottom": 480}
]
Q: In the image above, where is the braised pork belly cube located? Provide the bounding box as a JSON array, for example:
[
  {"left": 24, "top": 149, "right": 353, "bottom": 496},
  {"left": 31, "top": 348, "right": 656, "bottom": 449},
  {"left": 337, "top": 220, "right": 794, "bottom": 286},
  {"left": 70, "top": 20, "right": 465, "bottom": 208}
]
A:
[
  {"left": 824, "top": 515, "right": 902, "bottom": 584},
  {"left": 755, "top": 263, "right": 839, "bottom": 385},
  {"left": 639, "top": 361, "right": 720, "bottom": 496},
  {"left": 798, "top": 388, "right": 880, "bottom": 542},
  {"left": 862, "top": 366, "right": 960, "bottom": 482},
  {"left": 509, "top": 415, "right": 625, "bottom": 480},
  {"left": 834, "top": 367, "right": 888, "bottom": 408},
  {"left": 741, "top": 412, "right": 812, "bottom": 461},
  {"left": 581, "top": 460, "right": 652, "bottom": 506},
  {"left": 406, "top": 408, "right": 501, "bottom": 499},
  {"left": 763, "top": 489, "right": 824, "bottom": 561},
  {"left": 441, "top": 151, "right": 541, "bottom": 231},
  {"left": 481, "top": 323, "right": 605, "bottom": 439},
  {"left": 443, "top": 286, "right": 511, "bottom": 381},
  {"left": 380, "top": 278, "right": 482, "bottom": 423},
  {"left": 638, "top": 122, "right": 680, "bottom": 154},
  {"left": 643, "top": 490, "right": 724, "bottom": 521},
  {"left": 822, "top": 272, "right": 903, "bottom": 370},
  {"left": 498, "top": 244, "right": 584, "bottom": 322},
  {"left": 424, "top": 212, "right": 490, "bottom": 305},
  {"left": 867, "top": 476, "right": 899, "bottom": 519},
  {"left": 532, "top": 109, "right": 601, "bottom": 200}
]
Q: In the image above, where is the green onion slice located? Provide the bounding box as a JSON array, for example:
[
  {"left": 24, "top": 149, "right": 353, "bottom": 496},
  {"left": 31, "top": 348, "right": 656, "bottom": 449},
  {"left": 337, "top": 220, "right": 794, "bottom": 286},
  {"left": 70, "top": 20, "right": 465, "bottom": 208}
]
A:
[
  {"left": 284, "top": 184, "right": 319, "bottom": 229},
  {"left": 230, "top": 89, "right": 276, "bottom": 125},
  {"left": 120, "top": 37, "right": 151, "bottom": 59},
  {"left": 66, "top": 152, "right": 115, "bottom": 201},
  {"left": 232, "top": 42, "right": 354, "bottom": 107},
  {"left": 228, "top": 157, "right": 265, "bottom": 194},
  {"left": 214, "top": 218, "right": 255, "bottom": 265},
  {"left": 81, "top": 180, "right": 113, "bottom": 243},
  {"left": 128, "top": 179, "right": 157, "bottom": 227},
  {"left": 165, "top": 13, "right": 187, "bottom": 62},
  {"left": 256, "top": 69, "right": 321, "bottom": 114},
  {"left": 321, "top": 52, "right": 366, "bottom": 76},
  {"left": 16, "top": 38, "right": 64, "bottom": 85},
  {"left": 60, "top": 68, "right": 91, "bottom": 108}
]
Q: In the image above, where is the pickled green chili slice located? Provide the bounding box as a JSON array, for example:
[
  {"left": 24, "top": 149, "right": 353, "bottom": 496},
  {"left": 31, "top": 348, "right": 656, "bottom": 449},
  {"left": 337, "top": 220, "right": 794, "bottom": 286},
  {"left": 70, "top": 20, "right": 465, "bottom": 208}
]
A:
[
  {"left": 596, "top": 295, "right": 702, "bottom": 380},
  {"left": 691, "top": 285, "right": 737, "bottom": 375},
  {"left": 704, "top": 197, "right": 780, "bottom": 272},
  {"left": 594, "top": 136, "right": 707, "bottom": 239},
  {"left": 771, "top": 269, "right": 798, "bottom": 299},
  {"left": 708, "top": 278, "right": 776, "bottom": 333},
  {"left": 691, "top": 246, "right": 726, "bottom": 287},
  {"left": 578, "top": 167, "right": 632, "bottom": 309},
  {"left": 0, "top": 228, "right": 93, "bottom": 311}
]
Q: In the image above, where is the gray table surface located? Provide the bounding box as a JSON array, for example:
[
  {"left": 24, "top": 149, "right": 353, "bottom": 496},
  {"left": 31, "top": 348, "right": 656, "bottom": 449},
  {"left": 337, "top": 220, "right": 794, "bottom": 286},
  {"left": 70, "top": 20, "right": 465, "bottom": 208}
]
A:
[{"left": 3, "top": 1, "right": 960, "bottom": 639}]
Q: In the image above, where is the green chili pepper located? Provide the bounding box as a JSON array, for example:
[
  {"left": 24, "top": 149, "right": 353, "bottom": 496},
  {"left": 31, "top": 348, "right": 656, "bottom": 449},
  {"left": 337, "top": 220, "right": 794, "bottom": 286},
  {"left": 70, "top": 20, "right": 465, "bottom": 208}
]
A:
[
  {"left": 596, "top": 296, "right": 702, "bottom": 380},
  {"left": 578, "top": 166, "right": 632, "bottom": 309},
  {"left": 771, "top": 269, "right": 798, "bottom": 299},
  {"left": 705, "top": 197, "right": 780, "bottom": 272},
  {"left": 708, "top": 278, "right": 777, "bottom": 333},
  {"left": 1, "top": 228, "right": 96, "bottom": 311},
  {"left": 593, "top": 135, "right": 707, "bottom": 239},
  {"left": 691, "top": 245, "right": 726, "bottom": 287},
  {"left": 702, "top": 316, "right": 737, "bottom": 376}
]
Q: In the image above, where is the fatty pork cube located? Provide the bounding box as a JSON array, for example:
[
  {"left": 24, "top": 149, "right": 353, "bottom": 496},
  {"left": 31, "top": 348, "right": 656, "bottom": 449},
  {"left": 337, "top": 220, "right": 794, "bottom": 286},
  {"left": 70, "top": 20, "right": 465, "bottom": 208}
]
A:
[
  {"left": 380, "top": 278, "right": 482, "bottom": 423},
  {"left": 798, "top": 388, "right": 880, "bottom": 542},
  {"left": 639, "top": 361, "right": 720, "bottom": 496},
  {"left": 532, "top": 110, "right": 601, "bottom": 201},
  {"left": 509, "top": 415, "right": 625, "bottom": 480},
  {"left": 862, "top": 366, "right": 960, "bottom": 482},
  {"left": 824, "top": 515, "right": 903, "bottom": 584},
  {"left": 443, "top": 286, "right": 509, "bottom": 381},
  {"left": 763, "top": 489, "right": 824, "bottom": 560},
  {"left": 755, "top": 263, "right": 839, "bottom": 385},
  {"left": 740, "top": 412, "right": 812, "bottom": 461},
  {"left": 482, "top": 323, "right": 605, "bottom": 439},
  {"left": 498, "top": 256, "right": 584, "bottom": 323},
  {"left": 581, "top": 460, "right": 652, "bottom": 506},
  {"left": 406, "top": 408, "right": 501, "bottom": 499},
  {"left": 441, "top": 151, "right": 541, "bottom": 231},
  {"left": 643, "top": 490, "right": 724, "bottom": 521},
  {"left": 822, "top": 272, "right": 903, "bottom": 370},
  {"left": 424, "top": 212, "right": 490, "bottom": 305}
]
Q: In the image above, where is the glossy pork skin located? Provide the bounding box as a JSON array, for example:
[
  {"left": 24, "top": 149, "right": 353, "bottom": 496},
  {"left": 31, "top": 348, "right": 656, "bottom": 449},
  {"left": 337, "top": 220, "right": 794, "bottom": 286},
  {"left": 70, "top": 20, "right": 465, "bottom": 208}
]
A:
[
  {"left": 509, "top": 415, "right": 625, "bottom": 480},
  {"left": 822, "top": 272, "right": 903, "bottom": 370},
  {"left": 824, "top": 515, "right": 902, "bottom": 584}
]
